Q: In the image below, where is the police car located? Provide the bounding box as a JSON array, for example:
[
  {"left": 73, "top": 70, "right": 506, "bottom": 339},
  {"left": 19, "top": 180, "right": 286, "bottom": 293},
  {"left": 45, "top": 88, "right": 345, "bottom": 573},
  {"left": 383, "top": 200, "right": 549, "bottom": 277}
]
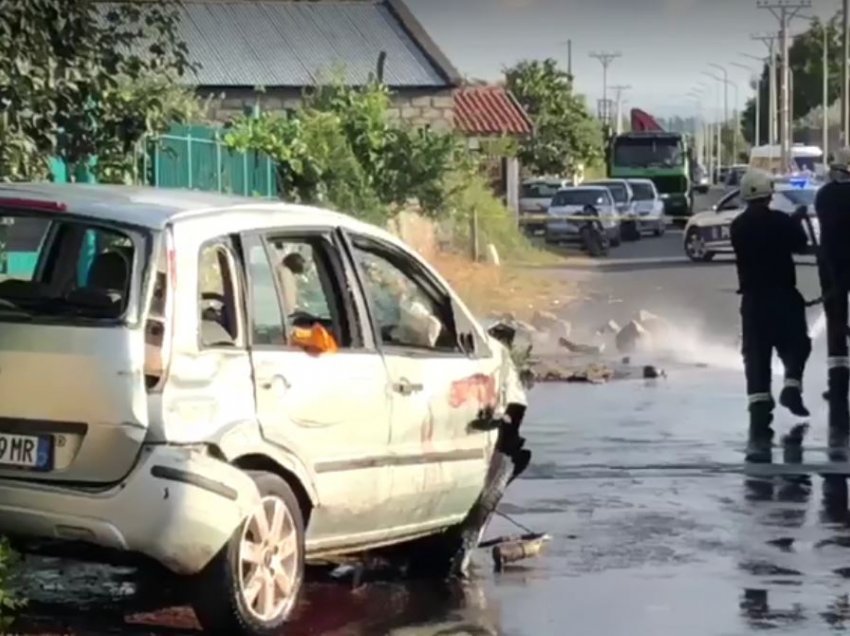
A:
[{"left": 683, "top": 175, "right": 821, "bottom": 262}]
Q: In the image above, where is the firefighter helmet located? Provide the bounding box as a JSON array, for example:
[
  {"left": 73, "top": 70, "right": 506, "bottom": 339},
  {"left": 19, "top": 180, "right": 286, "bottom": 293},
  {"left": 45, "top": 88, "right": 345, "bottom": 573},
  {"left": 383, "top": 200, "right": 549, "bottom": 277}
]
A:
[{"left": 740, "top": 170, "right": 774, "bottom": 202}]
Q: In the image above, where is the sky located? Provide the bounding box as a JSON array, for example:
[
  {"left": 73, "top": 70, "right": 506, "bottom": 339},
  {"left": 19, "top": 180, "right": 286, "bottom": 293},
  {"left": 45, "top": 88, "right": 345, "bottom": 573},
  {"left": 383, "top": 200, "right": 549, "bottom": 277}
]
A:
[{"left": 406, "top": 0, "right": 839, "bottom": 118}]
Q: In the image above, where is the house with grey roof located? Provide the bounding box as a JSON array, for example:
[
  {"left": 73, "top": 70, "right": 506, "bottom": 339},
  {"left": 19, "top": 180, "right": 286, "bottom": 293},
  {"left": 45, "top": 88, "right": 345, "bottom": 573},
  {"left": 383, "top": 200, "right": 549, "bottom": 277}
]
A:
[{"left": 170, "top": 0, "right": 462, "bottom": 130}]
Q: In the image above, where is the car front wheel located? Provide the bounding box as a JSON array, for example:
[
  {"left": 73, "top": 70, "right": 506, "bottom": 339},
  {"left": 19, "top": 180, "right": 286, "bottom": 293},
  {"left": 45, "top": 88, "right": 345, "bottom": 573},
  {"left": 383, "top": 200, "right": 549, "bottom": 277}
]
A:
[
  {"left": 684, "top": 227, "right": 715, "bottom": 262},
  {"left": 193, "top": 471, "right": 305, "bottom": 636}
]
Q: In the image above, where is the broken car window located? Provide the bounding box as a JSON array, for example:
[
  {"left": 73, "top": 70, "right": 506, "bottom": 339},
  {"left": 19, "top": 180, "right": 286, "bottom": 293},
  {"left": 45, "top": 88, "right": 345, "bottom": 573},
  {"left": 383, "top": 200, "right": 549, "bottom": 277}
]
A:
[
  {"left": 265, "top": 237, "right": 350, "bottom": 347},
  {"left": 351, "top": 240, "right": 458, "bottom": 352},
  {"left": 198, "top": 242, "right": 240, "bottom": 348}
]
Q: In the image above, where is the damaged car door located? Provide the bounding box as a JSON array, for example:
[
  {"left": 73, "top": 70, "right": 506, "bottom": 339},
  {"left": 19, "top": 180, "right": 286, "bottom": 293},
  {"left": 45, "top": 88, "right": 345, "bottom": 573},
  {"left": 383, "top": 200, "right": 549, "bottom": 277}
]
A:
[
  {"left": 344, "top": 233, "right": 499, "bottom": 532},
  {"left": 240, "top": 230, "right": 394, "bottom": 544}
]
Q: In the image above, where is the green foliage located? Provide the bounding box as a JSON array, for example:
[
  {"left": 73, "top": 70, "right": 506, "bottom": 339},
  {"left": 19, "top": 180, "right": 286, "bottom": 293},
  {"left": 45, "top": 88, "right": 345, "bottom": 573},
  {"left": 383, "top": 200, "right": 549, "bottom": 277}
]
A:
[
  {"left": 443, "top": 172, "right": 534, "bottom": 260},
  {"left": 224, "top": 80, "right": 461, "bottom": 223},
  {"left": 504, "top": 58, "right": 604, "bottom": 176},
  {"left": 0, "top": 0, "right": 198, "bottom": 182},
  {"left": 0, "top": 539, "right": 25, "bottom": 629},
  {"left": 741, "top": 15, "right": 842, "bottom": 143}
]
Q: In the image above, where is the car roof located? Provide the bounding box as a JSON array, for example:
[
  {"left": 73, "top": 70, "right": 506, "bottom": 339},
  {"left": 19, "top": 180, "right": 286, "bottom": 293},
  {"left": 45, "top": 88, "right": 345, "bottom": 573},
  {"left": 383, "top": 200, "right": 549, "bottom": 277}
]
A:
[
  {"left": 560, "top": 185, "right": 607, "bottom": 192},
  {"left": 625, "top": 178, "right": 655, "bottom": 185},
  {"left": 0, "top": 183, "right": 369, "bottom": 233}
]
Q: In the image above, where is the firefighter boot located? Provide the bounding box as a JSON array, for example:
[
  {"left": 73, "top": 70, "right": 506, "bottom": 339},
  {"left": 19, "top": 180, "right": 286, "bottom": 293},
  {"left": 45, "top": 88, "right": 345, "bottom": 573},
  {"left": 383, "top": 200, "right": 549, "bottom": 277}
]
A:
[
  {"left": 746, "top": 401, "right": 775, "bottom": 463},
  {"left": 828, "top": 367, "right": 850, "bottom": 447},
  {"left": 779, "top": 382, "right": 810, "bottom": 418}
]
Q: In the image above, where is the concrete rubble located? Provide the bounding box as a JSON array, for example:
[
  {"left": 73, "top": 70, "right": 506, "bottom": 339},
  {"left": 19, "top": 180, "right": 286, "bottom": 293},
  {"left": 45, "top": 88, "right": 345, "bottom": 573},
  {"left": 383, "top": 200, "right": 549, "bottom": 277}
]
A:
[{"left": 487, "top": 308, "right": 672, "bottom": 385}]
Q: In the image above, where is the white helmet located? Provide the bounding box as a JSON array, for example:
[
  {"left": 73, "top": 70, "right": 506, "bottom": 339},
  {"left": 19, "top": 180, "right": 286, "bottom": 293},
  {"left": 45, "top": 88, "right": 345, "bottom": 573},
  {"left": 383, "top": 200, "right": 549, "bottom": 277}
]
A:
[{"left": 740, "top": 169, "right": 774, "bottom": 202}]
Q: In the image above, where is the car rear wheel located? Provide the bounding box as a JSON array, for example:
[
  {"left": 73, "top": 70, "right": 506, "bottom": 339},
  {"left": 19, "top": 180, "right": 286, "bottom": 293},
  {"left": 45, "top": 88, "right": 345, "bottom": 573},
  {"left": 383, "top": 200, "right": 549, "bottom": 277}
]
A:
[
  {"left": 684, "top": 227, "right": 715, "bottom": 262},
  {"left": 193, "top": 471, "right": 305, "bottom": 636}
]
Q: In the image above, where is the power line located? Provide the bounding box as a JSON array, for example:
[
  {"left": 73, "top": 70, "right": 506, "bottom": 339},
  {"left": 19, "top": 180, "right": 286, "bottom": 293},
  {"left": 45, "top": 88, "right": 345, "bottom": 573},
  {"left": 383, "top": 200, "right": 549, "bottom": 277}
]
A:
[
  {"left": 589, "top": 51, "right": 621, "bottom": 126},
  {"left": 756, "top": 0, "right": 811, "bottom": 169}
]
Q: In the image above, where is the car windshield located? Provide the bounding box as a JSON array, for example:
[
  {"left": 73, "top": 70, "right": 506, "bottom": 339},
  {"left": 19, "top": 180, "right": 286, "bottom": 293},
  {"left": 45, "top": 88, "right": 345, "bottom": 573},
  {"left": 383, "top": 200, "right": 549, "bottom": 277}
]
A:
[
  {"left": 629, "top": 182, "right": 655, "bottom": 200},
  {"left": 613, "top": 137, "right": 684, "bottom": 168},
  {"left": 551, "top": 189, "right": 606, "bottom": 207},
  {"left": 778, "top": 188, "right": 817, "bottom": 206},
  {"left": 0, "top": 211, "right": 144, "bottom": 322},
  {"left": 521, "top": 182, "right": 562, "bottom": 199},
  {"left": 591, "top": 182, "right": 627, "bottom": 203},
  {"left": 793, "top": 156, "right": 819, "bottom": 172}
]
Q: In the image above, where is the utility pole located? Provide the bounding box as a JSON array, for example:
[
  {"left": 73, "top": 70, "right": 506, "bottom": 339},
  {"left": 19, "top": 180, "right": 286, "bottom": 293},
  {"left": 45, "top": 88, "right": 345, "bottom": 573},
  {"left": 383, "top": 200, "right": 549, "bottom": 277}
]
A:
[
  {"left": 824, "top": 23, "right": 830, "bottom": 157},
  {"left": 841, "top": 0, "right": 850, "bottom": 146},
  {"left": 610, "top": 84, "right": 631, "bottom": 134},
  {"left": 752, "top": 34, "right": 779, "bottom": 148},
  {"left": 560, "top": 39, "right": 573, "bottom": 77},
  {"left": 589, "top": 51, "right": 621, "bottom": 126},
  {"left": 757, "top": 0, "right": 811, "bottom": 171},
  {"left": 733, "top": 61, "right": 761, "bottom": 147}
]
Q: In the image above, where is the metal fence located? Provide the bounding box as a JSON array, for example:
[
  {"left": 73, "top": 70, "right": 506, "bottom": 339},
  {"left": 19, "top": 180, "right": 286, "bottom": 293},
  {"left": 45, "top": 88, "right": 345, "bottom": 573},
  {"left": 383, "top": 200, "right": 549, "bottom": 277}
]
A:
[
  {"left": 141, "top": 124, "right": 278, "bottom": 198},
  {"left": 2, "top": 124, "right": 279, "bottom": 277}
]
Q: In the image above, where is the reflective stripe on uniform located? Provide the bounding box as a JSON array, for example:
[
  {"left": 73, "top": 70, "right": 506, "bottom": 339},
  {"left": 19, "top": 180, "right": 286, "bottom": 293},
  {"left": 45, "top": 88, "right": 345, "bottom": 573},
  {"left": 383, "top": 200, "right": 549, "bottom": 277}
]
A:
[
  {"left": 828, "top": 356, "right": 850, "bottom": 369},
  {"left": 783, "top": 378, "right": 802, "bottom": 389},
  {"left": 748, "top": 393, "right": 773, "bottom": 404}
]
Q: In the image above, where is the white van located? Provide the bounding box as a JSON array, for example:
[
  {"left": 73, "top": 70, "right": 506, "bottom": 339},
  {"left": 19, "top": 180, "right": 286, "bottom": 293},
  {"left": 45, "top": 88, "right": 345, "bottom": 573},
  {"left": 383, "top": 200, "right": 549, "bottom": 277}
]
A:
[{"left": 749, "top": 144, "right": 823, "bottom": 175}]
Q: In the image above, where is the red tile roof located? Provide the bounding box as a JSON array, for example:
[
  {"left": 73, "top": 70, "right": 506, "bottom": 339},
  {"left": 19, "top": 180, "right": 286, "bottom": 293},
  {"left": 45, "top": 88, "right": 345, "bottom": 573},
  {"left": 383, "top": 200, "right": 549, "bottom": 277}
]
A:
[{"left": 453, "top": 86, "right": 533, "bottom": 136}]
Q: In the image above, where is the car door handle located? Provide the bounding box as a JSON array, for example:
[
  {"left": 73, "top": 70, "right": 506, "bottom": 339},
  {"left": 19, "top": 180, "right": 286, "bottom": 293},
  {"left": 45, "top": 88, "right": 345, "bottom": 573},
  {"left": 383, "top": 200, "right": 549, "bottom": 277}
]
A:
[
  {"left": 260, "top": 374, "right": 290, "bottom": 390},
  {"left": 392, "top": 379, "right": 423, "bottom": 396}
]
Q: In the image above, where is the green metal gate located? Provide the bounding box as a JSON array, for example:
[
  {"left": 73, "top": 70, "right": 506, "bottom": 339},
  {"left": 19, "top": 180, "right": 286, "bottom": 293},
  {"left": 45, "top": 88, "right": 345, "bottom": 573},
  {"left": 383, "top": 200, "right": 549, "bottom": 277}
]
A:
[{"left": 143, "top": 124, "right": 278, "bottom": 198}]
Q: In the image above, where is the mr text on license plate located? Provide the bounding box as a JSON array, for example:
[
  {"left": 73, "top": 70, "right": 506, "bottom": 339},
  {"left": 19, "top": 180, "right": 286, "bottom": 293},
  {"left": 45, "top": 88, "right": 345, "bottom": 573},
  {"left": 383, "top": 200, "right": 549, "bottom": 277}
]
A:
[{"left": 0, "top": 434, "right": 51, "bottom": 469}]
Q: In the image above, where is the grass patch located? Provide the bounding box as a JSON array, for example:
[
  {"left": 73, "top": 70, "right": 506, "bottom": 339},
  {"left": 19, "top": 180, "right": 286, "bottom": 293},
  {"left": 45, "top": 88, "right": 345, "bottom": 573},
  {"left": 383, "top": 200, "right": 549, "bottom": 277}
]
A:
[{"left": 432, "top": 250, "right": 576, "bottom": 321}]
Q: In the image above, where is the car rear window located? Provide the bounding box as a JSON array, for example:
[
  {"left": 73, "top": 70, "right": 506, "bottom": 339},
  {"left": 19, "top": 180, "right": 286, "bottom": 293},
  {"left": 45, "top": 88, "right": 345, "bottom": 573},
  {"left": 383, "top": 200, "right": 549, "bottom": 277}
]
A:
[
  {"left": 551, "top": 190, "right": 606, "bottom": 207},
  {"left": 0, "top": 211, "right": 145, "bottom": 323},
  {"left": 522, "top": 183, "right": 562, "bottom": 199},
  {"left": 590, "top": 182, "right": 627, "bottom": 203},
  {"left": 629, "top": 182, "right": 655, "bottom": 200}
]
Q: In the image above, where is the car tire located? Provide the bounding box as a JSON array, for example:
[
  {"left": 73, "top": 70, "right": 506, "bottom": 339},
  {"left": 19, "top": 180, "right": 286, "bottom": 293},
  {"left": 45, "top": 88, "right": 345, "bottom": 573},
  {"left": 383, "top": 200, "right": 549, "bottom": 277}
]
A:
[
  {"left": 684, "top": 227, "right": 715, "bottom": 263},
  {"left": 193, "top": 471, "right": 305, "bottom": 636},
  {"left": 653, "top": 220, "right": 665, "bottom": 237}
]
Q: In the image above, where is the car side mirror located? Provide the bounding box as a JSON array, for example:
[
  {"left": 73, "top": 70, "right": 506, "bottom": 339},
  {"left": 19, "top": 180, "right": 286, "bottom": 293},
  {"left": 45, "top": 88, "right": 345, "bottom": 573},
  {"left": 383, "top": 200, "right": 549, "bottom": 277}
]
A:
[{"left": 290, "top": 323, "right": 339, "bottom": 354}]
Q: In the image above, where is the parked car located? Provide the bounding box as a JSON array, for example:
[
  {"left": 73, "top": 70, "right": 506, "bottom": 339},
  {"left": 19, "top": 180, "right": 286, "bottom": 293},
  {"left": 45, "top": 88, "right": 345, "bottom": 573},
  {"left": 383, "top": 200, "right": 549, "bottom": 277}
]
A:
[
  {"left": 0, "top": 184, "right": 529, "bottom": 636},
  {"left": 545, "top": 186, "right": 622, "bottom": 247},
  {"left": 683, "top": 176, "right": 821, "bottom": 262},
  {"left": 724, "top": 164, "right": 748, "bottom": 190},
  {"left": 625, "top": 178, "right": 666, "bottom": 237},
  {"left": 584, "top": 179, "right": 639, "bottom": 241},
  {"left": 519, "top": 177, "right": 569, "bottom": 235}
]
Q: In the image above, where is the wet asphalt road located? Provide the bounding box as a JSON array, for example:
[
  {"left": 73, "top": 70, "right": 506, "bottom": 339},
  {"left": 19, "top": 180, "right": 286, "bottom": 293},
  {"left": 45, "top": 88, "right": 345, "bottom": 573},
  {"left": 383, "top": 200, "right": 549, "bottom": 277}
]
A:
[{"left": 13, "top": 189, "right": 850, "bottom": 634}]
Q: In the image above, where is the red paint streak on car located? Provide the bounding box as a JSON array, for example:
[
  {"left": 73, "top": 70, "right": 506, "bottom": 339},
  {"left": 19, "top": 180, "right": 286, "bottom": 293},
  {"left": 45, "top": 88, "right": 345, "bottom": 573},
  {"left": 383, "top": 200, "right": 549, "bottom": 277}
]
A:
[{"left": 449, "top": 374, "right": 497, "bottom": 409}]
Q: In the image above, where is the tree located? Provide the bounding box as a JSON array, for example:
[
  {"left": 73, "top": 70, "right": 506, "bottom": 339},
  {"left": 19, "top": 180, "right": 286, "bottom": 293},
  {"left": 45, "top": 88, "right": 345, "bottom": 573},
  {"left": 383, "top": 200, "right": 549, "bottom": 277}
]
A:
[
  {"left": 0, "top": 0, "right": 197, "bottom": 182},
  {"left": 504, "top": 58, "right": 604, "bottom": 176},
  {"left": 741, "top": 15, "right": 842, "bottom": 144}
]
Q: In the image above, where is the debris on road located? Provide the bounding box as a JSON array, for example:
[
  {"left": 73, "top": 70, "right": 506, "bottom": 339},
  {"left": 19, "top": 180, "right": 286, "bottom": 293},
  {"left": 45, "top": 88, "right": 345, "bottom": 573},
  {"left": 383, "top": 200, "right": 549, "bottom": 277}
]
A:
[
  {"left": 615, "top": 319, "right": 651, "bottom": 353},
  {"left": 483, "top": 533, "right": 552, "bottom": 572},
  {"left": 597, "top": 319, "right": 620, "bottom": 335},
  {"left": 642, "top": 365, "right": 666, "bottom": 379},
  {"left": 558, "top": 337, "right": 605, "bottom": 355}
]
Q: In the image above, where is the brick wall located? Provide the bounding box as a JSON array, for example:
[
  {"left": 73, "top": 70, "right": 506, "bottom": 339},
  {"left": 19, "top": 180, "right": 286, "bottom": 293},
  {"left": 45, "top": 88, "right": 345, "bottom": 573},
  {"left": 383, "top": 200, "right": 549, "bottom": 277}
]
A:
[{"left": 201, "top": 86, "right": 454, "bottom": 132}]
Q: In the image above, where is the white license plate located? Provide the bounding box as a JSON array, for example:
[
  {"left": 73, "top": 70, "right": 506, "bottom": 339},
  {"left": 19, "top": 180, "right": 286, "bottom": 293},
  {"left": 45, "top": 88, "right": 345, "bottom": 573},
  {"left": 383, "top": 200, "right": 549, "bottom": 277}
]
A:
[{"left": 0, "top": 434, "right": 50, "bottom": 469}]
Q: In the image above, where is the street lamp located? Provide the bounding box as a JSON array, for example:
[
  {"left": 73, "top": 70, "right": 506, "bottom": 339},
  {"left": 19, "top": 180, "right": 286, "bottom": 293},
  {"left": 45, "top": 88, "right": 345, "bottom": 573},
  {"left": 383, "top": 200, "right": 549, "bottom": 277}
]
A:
[
  {"left": 703, "top": 71, "right": 729, "bottom": 166},
  {"left": 732, "top": 61, "right": 761, "bottom": 147},
  {"left": 709, "top": 63, "right": 730, "bottom": 134}
]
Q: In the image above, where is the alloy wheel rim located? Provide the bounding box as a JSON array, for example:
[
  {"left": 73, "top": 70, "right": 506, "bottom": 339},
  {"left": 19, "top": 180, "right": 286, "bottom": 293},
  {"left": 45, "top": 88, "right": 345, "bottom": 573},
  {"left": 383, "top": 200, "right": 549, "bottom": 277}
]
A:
[
  {"left": 687, "top": 232, "right": 706, "bottom": 258},
  {"left": 238, "top": 496, "right": 299, "bottom": 622}
]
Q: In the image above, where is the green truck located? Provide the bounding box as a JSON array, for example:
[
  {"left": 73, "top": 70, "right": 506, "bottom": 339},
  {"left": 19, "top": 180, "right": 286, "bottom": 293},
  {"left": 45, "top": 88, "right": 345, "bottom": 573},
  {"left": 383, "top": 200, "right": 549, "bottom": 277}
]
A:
[
  {"left": 607, "top": 132, "right": 692, "bottom": 219},
  {"left": 606, "top": 110, "right": 693, "bottom": 219}
]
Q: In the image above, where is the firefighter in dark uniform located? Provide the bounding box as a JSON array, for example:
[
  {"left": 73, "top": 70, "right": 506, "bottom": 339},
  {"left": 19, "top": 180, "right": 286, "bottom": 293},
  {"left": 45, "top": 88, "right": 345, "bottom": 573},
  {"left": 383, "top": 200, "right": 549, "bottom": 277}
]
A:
[
  {"left": 814, "top": 147, "right": 850, "bottom": 440},
  {"left": 730, "top": 170, "right": 812, "bottom": 448}
]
